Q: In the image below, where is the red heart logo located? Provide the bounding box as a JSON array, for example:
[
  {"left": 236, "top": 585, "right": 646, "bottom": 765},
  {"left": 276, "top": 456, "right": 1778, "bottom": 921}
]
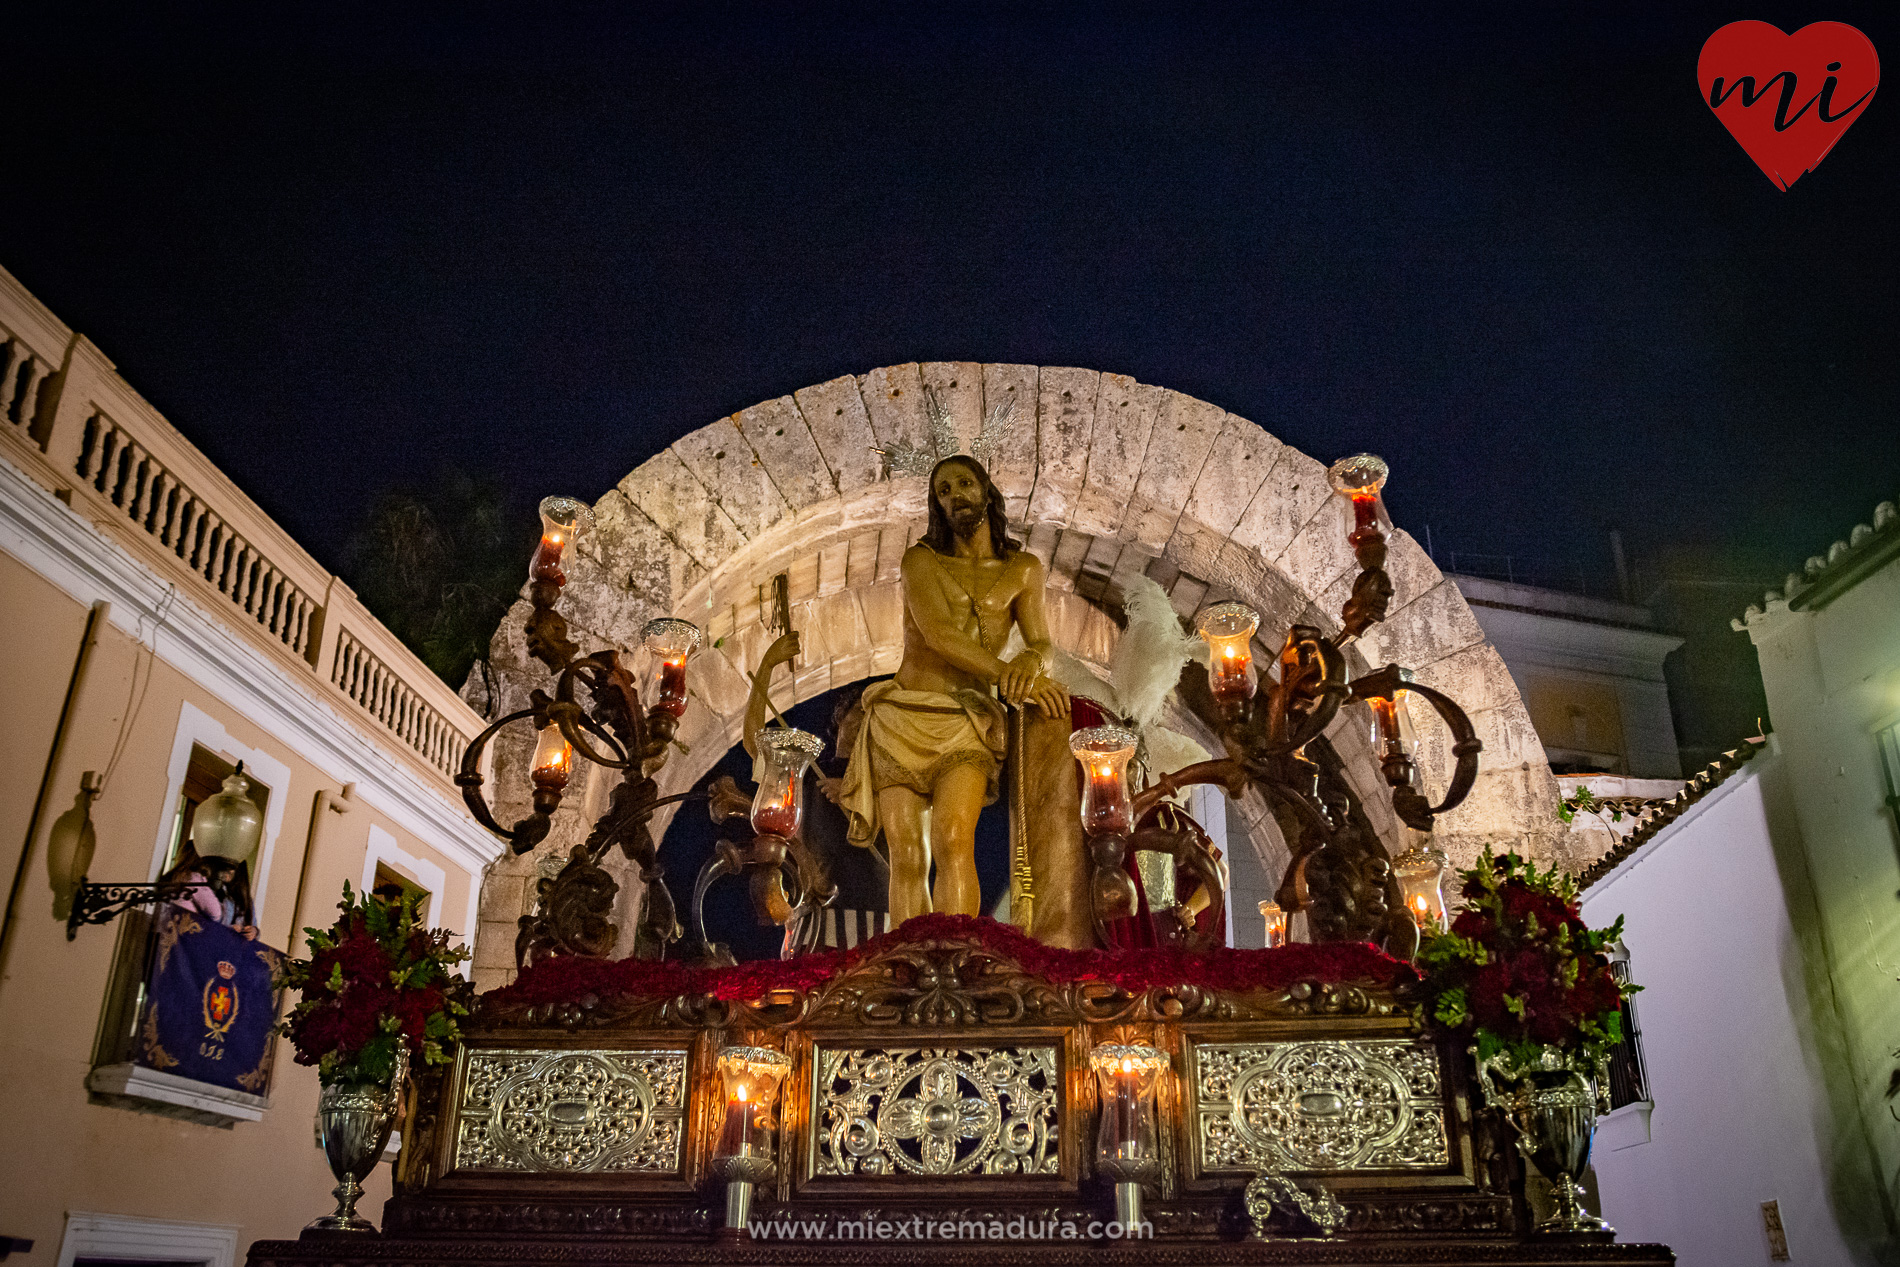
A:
[{"left": 1698, "top": 21, "right": 1879, "bottom": 190}]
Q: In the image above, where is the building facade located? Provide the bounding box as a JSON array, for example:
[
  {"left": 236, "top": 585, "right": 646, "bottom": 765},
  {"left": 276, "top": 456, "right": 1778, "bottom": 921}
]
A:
[
  {"left": 1451, "top": 574, "right": 1683, "bottom": 780},
  {"left": 1576, "top": 495, "right": 1900, "bottom": 1266},
  {"left": 0, "top": 267, "right": 493, "bottom": 1262}
]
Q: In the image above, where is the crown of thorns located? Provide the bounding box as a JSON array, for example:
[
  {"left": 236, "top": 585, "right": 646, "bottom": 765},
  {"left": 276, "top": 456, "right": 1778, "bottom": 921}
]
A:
[{"left": 873, "top": 385, "right": 1020, "bottom": 479}]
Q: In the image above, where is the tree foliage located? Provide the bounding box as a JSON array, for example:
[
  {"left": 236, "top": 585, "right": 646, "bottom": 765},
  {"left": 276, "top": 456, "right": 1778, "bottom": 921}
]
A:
[{"left": 345, "top": 467, "right": 531, "bottom": 689}]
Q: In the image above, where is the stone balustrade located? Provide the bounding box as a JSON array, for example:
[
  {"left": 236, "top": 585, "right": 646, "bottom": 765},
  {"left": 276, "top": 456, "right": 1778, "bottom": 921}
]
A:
[
  {"left": 330, "top": 625, "right": 469, "bottom": 777},
  {"left": 0, "top": 264, "right": 484, "bottom": 789}
]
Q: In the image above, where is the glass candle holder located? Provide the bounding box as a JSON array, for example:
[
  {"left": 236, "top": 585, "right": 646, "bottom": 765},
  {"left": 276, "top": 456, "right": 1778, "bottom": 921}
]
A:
[
  {"left": 530, "top": 723, "right": 573, "bottom": 793},
  {"left": 1195, "top": 602, "right": 1259, "bottom": 705},
  {"left": 1091, "top": 1044, "right": 1169, "bottom": 1228},
  {"left": 712, "top": 1045, "right": 792, "bottom": 1233},
  {"left": 529, "top": 496, "right": 596, "bottom": 585},
  {"left": 1258, "top": 900, "right": 1288, "bottom": 949},
  {"left": 1368, "top": 689, "right": 1419, "bottom": 785},
  {"left": 1327, "top": 453, "right": 1391, "bottom": 547},
  {"left": 1392, "top": 843, "right": 1449, "bottom": 936},
  {"left": 751, "top": 727, "right": 825, "bottom": 838},
  {"left": 1070, "top": 725, "right": 1139, "bottom": 838},
  {"left": 714, "top": 1045, "right": 791, "bottom": 1161},
  {"left": 641, "top": 618, "right": 702, "bottom": 719}
]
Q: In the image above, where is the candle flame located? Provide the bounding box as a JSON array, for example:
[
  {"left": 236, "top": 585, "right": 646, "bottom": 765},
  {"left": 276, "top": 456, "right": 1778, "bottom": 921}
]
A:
[
  {"left": 534, "top": 739, "right": 571, "bottom": 775},
  {"left": 1120, "top": 1056, "right": 1134, "bottom": 1075},
  {"left": 736, "top": 1083, "right": 748, "bottom": 1102}
]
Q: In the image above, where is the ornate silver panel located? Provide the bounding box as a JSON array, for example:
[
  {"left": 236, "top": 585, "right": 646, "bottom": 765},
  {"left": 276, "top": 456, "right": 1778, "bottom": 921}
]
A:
[
  {"left": 812, "top": 1045, "right": 1059, "bottom": 1178},
  {"left": 1194, "top": 1039, "right": 1448, "bottom": 1172},
  {"left": 453, "top": 1048, "right": 687, "bottom": 1173}
]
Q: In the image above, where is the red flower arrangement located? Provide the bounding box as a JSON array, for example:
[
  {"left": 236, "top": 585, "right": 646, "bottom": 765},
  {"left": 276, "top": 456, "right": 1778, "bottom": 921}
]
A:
[
  {"left": 1416, "top": 851, "right": 1633, "bottom": 1067},
  {"left": 277, "top": 883, "right": 472, "bottom": 1086}
]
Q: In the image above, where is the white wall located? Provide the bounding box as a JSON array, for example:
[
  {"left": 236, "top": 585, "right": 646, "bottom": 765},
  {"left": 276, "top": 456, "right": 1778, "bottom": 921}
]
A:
[
  {"left": 1581, "top": 751, "right": 1864, "bottom": 1266},
  {"left": 1742, "top": 560, "right": 1900, "bottom": 1241}
]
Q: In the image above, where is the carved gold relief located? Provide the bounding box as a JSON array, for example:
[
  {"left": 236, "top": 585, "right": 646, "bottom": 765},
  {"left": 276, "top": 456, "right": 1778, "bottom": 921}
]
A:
[
  {"left": 452, "top": 1048, "right": 686, "bottom": 1173},
  {"left": 1194, "top": 1039, "right": 1447, "bottom": 1172},
  {"left": 812, "top": 1046, "right": 1059, "bottom": 1178}
]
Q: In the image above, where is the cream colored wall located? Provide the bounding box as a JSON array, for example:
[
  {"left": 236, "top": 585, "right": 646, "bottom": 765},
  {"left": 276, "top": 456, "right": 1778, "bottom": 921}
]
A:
[{"left": 0, "top": 548, "right": 476, "bottom": 1259}]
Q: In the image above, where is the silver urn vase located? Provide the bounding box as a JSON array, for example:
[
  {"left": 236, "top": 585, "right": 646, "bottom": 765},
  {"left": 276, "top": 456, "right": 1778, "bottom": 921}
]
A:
[
  {"left": 307, "top": 1047, "right": 407, "bottom": 1235},
  {"left": 1474, "top": 1046, "right": 1612, "bottom": 1236}
]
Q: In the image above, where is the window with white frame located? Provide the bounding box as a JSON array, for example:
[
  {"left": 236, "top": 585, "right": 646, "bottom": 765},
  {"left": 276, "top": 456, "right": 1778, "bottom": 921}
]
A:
[
  {"left": 92, "top": 741, "right": 277, "bottom": 1071},
  {"left": 57, "top": 1211, "right": 239, "bottom": 1267},
  {"left": 361, "top": 824, "right": 444, "bottom": 928},
  {"left": 87, "top": 702, "right": 291, "bottom": 1122}
]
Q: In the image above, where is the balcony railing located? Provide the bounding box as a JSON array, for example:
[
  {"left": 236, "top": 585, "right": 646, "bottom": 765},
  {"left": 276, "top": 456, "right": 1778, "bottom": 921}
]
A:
[
  {"left": 75, "top": 412, "right": 324, "bottom": 662},
  {"left": 0, "top": 265, "right": 485, "bottom": 789},
  {"left": 332, "top": 628, "right": 468, "bottom": 777}
]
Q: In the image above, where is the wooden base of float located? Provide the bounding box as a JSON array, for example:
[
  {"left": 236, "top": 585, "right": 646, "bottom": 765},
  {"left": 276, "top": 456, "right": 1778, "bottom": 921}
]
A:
[{"left": 246, "top": 921, "right": 1671, "bottom": 1267}]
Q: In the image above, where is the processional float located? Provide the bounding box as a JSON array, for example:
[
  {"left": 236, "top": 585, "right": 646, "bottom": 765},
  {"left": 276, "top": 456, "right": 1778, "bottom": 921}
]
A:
[{"left": 252, "top": 449, "right": 1667, "bottom": 1266}]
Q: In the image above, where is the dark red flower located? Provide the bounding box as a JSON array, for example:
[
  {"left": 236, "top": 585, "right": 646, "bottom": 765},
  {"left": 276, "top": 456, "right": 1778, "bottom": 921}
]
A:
[
  {"left": 1528, "top": 1000, "right": 1572, "bottom": 1045},
  {"left": 1450, "top": 910, "right": 1492, "bottom": 940},
  {"left": 334, "top": 929, "right": 392, "bottom": 980},
  {"left": 1468, "top": 962, "right": 1511, "bottom": 1030},
  {"left": 1569, "top": 965, "right": 1622, "bottom": 1020},
  {"left": 1530, "top": 892, "right": 1572, "bottom": 931},
  {"left": 1500, "top": 882, "right": 1539, "bottom": 926}
]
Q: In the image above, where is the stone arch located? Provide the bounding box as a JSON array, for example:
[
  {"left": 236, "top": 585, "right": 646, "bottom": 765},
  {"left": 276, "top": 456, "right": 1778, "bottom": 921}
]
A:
[{"left": 464, "top": 363, "right": 1563, "bottom": 985}]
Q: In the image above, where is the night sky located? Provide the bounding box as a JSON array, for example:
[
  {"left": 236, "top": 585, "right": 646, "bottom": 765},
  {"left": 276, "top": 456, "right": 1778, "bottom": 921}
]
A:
[{"left": 3, "top": 3, "right": 1894, "bottom": 600}]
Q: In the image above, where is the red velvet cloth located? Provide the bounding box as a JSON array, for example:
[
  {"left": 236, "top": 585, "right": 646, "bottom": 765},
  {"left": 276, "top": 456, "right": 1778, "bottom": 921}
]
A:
[{"left": 485, "top": 913, "right": 1414, "bottom": 1012}]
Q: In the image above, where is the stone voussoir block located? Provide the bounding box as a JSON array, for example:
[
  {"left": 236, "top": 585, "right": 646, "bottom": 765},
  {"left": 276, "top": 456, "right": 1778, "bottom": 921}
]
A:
[
  {"left": 671, "top": 417, "right": 792, "bottom": 541},
  {"left": 734, "top": 394, "right": 836, "bottom": 511},
  {"left": 1028, "top": 366, "right": 1102, "bottom": 525},
  {"left": 794, "top": 374, "right": 884, "bottom": 496}
]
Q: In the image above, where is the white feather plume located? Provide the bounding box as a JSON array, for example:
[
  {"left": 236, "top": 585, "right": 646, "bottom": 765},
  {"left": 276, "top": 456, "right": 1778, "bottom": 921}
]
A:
[
  {"left": 1000, "top": 572, "right": 1213, "bottom": 781},
  {"left": 1109, "top": 573, "right": 1207, "bottom": 731}
]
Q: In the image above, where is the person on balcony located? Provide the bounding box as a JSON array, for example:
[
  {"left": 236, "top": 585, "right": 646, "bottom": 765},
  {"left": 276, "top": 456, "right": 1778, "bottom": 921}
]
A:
[{"left": 159, "top": 850, "right": 258, "bottom": 940}]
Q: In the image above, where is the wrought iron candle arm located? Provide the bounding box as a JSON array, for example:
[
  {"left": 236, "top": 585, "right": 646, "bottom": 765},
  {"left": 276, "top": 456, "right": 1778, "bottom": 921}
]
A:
[
  {"left": 689, "top": 776, "right": 836, "bottom": 966},
  {"left": 456, "top": 508, "right": 708, "bottom": 966},
  {"left": 1348, "top": 666, "right": 1483, "bottom": 833},
  {"left": 1091, "top": 457, "right": 1484, "bottom": 952},
  {"left": 463, "top": 506, "right": 830, "bottom": 968}
]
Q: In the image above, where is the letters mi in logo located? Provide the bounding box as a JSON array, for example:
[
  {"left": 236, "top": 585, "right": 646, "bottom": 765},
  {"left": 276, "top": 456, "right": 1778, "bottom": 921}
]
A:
[
  {"left": 1699, "top": 22, "right": 1880, "bottom": 190},
  {"left": 202, "top": 959, "right": 240, "bottom": 1044}
]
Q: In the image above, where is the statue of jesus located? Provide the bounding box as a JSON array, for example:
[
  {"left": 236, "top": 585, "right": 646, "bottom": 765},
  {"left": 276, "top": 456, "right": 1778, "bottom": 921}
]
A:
[{"left": 839, "top": 455, "right": 1070, "bottom": 926}]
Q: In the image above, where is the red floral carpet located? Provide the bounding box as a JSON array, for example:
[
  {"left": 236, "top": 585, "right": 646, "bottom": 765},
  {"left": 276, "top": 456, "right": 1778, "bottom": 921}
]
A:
[{"left": 484, "top": 913, "right": 1414, "bottom": 1011}]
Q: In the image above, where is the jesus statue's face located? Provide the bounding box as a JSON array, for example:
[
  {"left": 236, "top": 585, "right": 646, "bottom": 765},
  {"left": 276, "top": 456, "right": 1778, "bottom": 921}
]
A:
[{"left": 932, "top": 460, "right": 988, "bottom": 538}]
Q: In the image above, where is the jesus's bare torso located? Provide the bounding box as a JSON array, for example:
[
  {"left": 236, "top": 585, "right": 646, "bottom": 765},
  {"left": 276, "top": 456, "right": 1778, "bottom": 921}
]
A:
[{"left": 895, "top": 545, "right": 1036, "bottom": 697}]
